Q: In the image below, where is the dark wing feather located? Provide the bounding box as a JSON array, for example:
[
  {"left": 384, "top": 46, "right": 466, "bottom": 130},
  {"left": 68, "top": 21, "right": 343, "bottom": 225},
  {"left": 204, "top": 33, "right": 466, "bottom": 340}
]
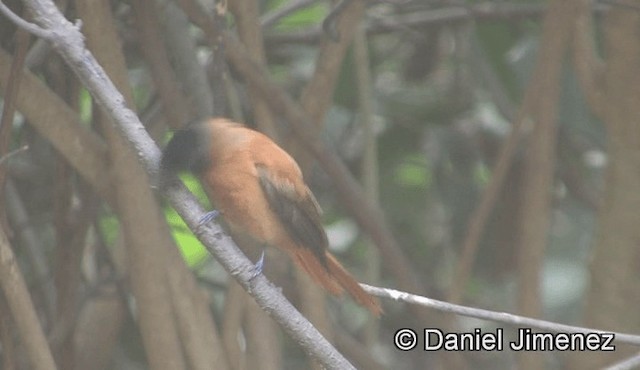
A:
[{"left": 256, "top": 164, "right": 329, "bottom": 268}]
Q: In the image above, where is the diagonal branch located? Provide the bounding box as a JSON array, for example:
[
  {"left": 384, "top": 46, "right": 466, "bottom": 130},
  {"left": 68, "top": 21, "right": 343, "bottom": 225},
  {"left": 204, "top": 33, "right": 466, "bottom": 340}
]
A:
[
  {"left": 0, "top": 227, "right": 57, "bottom": 370},
  {"left": 6, "top": 1, "right": 354, "bottom": 368},
  {"left": 364, "top": 284, "right": 640, "bottom": 347}
]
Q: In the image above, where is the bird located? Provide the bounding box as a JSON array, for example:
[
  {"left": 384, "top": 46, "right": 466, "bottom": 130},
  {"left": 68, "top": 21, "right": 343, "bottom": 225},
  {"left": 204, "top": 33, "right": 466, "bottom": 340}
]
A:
[{"left": 161, "top": 117, "right": 382, "bottom": 315}]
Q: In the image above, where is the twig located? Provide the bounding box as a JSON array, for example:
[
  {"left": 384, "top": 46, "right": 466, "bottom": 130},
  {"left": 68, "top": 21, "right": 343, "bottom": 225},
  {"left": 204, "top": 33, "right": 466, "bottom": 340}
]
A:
[
  {"left": 0, "top": 1, "right": 52, "bottom": 39},
  {"left": 598, "top": 0, "right": 640, "bottom": 11},
  {"left": 0, "top": 145, "right": 28, "bottom": 166},
  {"left": 604, "top": 352, "right": 640, "bottom": 370},
  {"left": 362, "top": 284, "right": 640, "bottom": 347}
]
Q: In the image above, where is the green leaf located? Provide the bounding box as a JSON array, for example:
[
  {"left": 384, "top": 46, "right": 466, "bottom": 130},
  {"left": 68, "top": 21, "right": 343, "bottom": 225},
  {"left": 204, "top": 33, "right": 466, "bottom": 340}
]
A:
[
  {"left": 99, "top": 213, "right": 119, "bottom": 247},
  {"left": 274, "top": 2, "right": 328, "bottom": 31},
  {"left": 79, "top": 89, "right": 93, "bottom": 124},
  {"left": 165, "top": 206, "right": 209, "bottom": 267},
  {"left": 395, "top": 155, "right": 431, "bottom": 188}
]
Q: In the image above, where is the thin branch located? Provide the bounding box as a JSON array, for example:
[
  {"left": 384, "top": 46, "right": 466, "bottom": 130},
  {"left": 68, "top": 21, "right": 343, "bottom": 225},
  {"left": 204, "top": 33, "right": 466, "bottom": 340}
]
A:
[
  {"left": 160, "top": 1, "right": 215, "bottom": 119},
  {"left": 228, "top": 0, "right": 278, "bottom": 137},
  {"left": 132, "top": 0, "right": 191, "bottom": 126},
  {"left": 0, "top": 145, "right": 28, "bottom": 166},
  {"left": 363, "top": 284, "right": 640, "bottom": 347},
  {"left": 598, "top": 0, "right": 640, "bottom": 11},
  {"left": 299, "top": 0, "right": 365, "bottom": 130},
  {"left": 354, "top": 24, "right": 381, "bottom": 348},
  {"left": 605, "top": 352, "right": 640, "bottom": 370},
  {"left": 572, "top": 0, "right": 605, "bottom": 119},
  {"left": 8, "top": 1, "right": 355, "bottom": 368},
  {"left": 0, "top": 1, "right": 52, "bottom": 39}
]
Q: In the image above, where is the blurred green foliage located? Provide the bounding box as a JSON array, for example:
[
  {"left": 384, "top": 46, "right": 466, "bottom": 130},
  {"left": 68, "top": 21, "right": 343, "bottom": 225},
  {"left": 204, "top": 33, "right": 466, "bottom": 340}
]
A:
[{"left": 270, "top": 0, "right": 327, "bottom": 31}]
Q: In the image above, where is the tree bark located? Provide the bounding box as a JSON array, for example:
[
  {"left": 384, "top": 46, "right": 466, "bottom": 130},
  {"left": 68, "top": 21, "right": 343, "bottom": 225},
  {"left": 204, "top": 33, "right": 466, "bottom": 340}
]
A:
[{"left": 569, "top": 8, "right": 640, "bottom": 370}]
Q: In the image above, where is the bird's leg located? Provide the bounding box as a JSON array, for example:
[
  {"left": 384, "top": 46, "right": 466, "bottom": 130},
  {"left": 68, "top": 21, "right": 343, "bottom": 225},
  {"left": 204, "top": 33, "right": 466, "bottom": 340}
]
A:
[
  {"left": 198, "top": 210, "right": 220, "bottom": 226},
  {"left": 249, "top": 249, "right": 266, "bottom": 280}
]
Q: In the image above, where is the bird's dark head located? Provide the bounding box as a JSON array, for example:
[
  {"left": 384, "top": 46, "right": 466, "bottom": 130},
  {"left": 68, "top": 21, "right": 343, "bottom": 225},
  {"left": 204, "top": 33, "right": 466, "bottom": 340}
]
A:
[{"left": 161, "top": 120, "right": 211, "bottom": 177}]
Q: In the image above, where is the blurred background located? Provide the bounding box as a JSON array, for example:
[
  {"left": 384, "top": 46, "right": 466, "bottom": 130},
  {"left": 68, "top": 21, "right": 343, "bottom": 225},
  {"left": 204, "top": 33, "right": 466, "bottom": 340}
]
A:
[{"left": 0, "top": 0, "right": 638, "bottom": 369}]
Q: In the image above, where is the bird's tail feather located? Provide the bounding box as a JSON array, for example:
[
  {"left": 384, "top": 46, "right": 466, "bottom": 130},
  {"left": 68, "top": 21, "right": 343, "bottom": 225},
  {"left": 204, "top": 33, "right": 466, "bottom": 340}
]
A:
[
  {"left": 293, "top": 249, "right": 343, "bottom": 295},
  {"left": 293, "top": 248, "right": 382, "bottom": 316},
  {"left": 325, "top": 253, "right": 382, "bottom": 316}
]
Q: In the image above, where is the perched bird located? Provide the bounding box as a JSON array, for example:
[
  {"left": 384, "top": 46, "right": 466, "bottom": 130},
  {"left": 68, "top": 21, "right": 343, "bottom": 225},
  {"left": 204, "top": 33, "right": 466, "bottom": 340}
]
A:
[{"left": 161, "top": 118, "right": 382, "bottom": 315}]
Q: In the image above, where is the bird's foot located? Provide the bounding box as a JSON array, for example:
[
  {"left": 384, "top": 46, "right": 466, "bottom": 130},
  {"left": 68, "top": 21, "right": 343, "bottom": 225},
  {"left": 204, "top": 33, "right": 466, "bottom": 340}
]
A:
[
  {"left": 198, "top": 210, "right": 220, "bottom": 226},
  {"left": 249, "top": 250, "right": 265, "bottom": 280}
]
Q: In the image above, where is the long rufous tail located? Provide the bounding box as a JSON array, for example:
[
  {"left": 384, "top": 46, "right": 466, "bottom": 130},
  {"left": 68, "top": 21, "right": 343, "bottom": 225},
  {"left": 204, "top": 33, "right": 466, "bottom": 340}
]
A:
[{"left": 292, "top": 248, "right": 382, "bottom": 316}]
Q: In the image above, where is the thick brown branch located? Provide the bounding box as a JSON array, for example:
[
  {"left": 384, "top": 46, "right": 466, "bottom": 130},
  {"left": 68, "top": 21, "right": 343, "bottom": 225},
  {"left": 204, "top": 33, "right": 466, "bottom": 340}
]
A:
[
  {"left": 0, "top": 228, "right": 57, "bottom": 370},
  {"left": 0, "top": 49, "right": 112, "bottom": 202}
]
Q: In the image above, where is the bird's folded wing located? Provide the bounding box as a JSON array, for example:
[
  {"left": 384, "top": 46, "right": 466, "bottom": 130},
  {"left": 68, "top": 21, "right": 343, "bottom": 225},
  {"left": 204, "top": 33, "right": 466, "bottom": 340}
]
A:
[{"left": 256, "top": 164, "right": 329, "bottom": 268}]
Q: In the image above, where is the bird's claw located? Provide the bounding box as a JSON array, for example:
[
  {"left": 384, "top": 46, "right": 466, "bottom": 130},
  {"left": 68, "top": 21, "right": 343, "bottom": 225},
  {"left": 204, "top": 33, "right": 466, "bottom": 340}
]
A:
[
  {"left": 249, "top": 250, "right": 265, "bottom": 280},
  {"left": 198, "top": 210, "right": 220, "bottom": 226}
]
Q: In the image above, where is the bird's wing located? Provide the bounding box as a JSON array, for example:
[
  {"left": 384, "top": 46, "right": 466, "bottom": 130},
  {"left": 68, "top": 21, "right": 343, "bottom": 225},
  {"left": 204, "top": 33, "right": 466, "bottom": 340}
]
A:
[{"left": 255, "top": 163, "right": 329, "bottom": 268}]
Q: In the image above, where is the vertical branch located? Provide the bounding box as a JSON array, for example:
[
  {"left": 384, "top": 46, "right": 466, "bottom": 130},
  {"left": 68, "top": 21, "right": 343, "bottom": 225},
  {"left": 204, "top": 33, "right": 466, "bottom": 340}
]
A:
[
  {"left": 0, "top": 26, "right": 30, "bottom": 230},
  {"left": 0, "top": 295, "right": 17, "bottom": 369},
  {"left": 132, "top": 0, "right": 191, "bottom": 126},
  {"left": 224, "top": 3, "right": 283, "bottom": 364},
  {"left": 299, "top": 0, "right": 365, "bottom": 128},
  {"left": 245, "top": 299, "right": 282, "bottom": 370},
  {"left": 514, "top": 1, "right": 574, "bottom": 369},
  {"left": 160, "top": 1, "right": 215, "bottom": 120},
  {"left": 572, "top": 0, "right": 605, "bottom": 119},
  {"left": 73, "top": 0, "right": 187, "bottom": 369},
  {"left": 353, "top": 24, "right": 381, "bottom": 347},
  {"left": 166, "top": 259, "right": 230, "bottom": 370},
  {"left": 222, "top": 281, "right": 248, "bottom": 370},
  {"left": 290, "top": 0, "right": 366, "bottom": 168},
  {"left": 228, "top": 0, "right": 278, "bottom": 137},
  {"left": 569, "top": 7, "right": 640, "bottom": 369},
  {"left": 0, "top": 227, "right": 57, "bottom": 370}
]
